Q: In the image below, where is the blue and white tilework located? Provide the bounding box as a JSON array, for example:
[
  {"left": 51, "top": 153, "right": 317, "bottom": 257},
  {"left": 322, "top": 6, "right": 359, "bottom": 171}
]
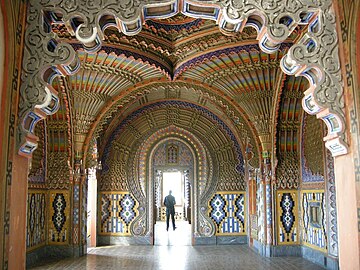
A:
[
  {"left": 302, "top": 191, "right": 327, "bottom": 251},
  {"left": 209, "top": 192, "right": 246, "bottom": 235},
  {"left": 277, "top": 191, "right": 298, "bottom": 244},
  {"left": 100, "top": 193, "right": 138, "bottom": 235}
]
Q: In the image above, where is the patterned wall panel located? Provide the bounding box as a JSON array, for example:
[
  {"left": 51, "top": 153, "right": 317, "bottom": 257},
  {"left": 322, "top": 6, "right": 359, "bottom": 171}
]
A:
[
  {"left": 49, "top": 191, "right": 70, "bottom": 244},
  {"left": 153, "top": 140, "right": 193, "bottom": 167},
  {"left": 277, "top": 190, "right": 298, "bottom": 245},
  {"left": 301, "top": 114, "right": 325, "bottom": 183},
  {"left": 26, "top": 190, "right": 47, "bottom": 251},
  {"left": 99, "top": 192, "right": 138, "bottom": 235},
  {"left": 209, "top": 192, "right": 246, "bottom": 235},
  {"left": 256, "top": 182, "right": 264, "bottom": 243},
  {"left": 301, "top": 190, "right": 327, "bottom": 251},
  {"left": 81, "top": 182, "right": 88, "bottom": 245},
  {"left": 72, "top": 184, "right": 80, "bottom": 245}
]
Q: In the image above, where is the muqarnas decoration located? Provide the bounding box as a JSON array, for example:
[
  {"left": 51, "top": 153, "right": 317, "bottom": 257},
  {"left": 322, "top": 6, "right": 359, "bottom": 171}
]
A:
[
  {"left": 209, "top": 192, "right": 246, "bottom": 235},
  {"left": 277, "top": 191, "right": 298, "bottom": 244},
  {"left": 100, "top": 192, "right": 138, "bottom": 235},
  {"left": 49, "top": 191, "right": 69, "bottom": 244},
  {"left": 26, "top": 191, "right": 46, "bottom": 250},
  {"left": 302, "top": 191, "right": 327, "bottom": 251}
]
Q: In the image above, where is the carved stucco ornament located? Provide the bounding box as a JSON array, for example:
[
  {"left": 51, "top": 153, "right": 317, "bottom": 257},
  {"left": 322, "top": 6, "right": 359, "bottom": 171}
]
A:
[
  {"left": 21, "top": 0, "right": 346, "bottom": 157},
  {"left": 19, "top": 0, "right": 80, "bottom": 157}
]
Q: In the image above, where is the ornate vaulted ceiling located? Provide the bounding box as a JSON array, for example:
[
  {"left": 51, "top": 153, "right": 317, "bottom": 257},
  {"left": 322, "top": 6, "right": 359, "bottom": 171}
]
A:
[{"left": 47, "top": 13, "right": 309, "bottom": 170}]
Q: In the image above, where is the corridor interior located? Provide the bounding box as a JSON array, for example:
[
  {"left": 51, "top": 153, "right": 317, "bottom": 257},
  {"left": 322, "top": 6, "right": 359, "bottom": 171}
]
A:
[{"left": 1, "top": 1, "right": 356, "bottom": 270}]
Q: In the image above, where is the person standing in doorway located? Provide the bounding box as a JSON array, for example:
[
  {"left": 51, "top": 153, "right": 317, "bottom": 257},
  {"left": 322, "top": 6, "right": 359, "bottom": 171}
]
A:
[{"left": 164, "top": 190, "right": 176, "bottom": 231}]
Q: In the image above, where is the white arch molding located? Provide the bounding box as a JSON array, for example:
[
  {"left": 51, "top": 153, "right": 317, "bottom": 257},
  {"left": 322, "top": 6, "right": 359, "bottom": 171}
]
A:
[
  {"left": 131, "top": 127, "right": 216, "bottom": 240},
  {"left": 19, "top": 0, "right": 346, "bottom": 158}
]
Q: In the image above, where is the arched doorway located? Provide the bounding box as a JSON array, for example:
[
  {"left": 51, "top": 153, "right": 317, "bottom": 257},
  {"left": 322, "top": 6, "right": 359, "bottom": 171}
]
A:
[{"left": 149, "top": 138, "right": 195, "bottom": 245}]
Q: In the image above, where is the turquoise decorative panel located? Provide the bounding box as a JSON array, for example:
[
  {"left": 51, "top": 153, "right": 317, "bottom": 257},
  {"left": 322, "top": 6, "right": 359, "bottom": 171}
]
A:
[
  {"left": 209, "top": 192, "right": 246, "bottom": 235},
  {"left": 99, "top": 192, "right": 138, "bottom": 235}
]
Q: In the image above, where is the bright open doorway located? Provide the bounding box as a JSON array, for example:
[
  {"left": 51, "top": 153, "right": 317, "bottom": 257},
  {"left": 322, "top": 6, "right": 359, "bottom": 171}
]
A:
[{"left": 154, "top": 170, "right": 191, "bottom": 246}]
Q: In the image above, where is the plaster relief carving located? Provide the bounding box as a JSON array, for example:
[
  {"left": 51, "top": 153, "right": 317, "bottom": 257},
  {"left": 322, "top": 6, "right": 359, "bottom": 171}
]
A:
[{"left": 23, "top": 0, "right": 345, "bottom": 159}]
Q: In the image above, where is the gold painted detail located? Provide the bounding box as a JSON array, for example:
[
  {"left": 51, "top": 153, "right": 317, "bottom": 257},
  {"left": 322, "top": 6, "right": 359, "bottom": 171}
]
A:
[
  {"left": 100, "top": 142, "right": 129, "bottom": 191},
  {"left": 218, "top": 160, "right": 245, "bottom": 191},
  {"left": 47, "top": 152, "right": 70, "bottom": 189},
  {"left": 276, "top": 152, "right": 300, "bottom": 189},
  {"left": 304, "top": 109, "right": 324, "bottom": 176}
]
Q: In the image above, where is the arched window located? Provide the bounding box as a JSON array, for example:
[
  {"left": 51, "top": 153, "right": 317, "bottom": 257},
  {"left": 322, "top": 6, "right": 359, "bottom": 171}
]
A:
[{"left": 167, "top": 144, "right": 178, "bottom": 164}]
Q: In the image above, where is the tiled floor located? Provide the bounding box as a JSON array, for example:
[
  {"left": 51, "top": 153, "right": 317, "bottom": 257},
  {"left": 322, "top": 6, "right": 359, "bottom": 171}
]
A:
[{"left": 28, "top": 221, "right": 324, "bottom": 270}]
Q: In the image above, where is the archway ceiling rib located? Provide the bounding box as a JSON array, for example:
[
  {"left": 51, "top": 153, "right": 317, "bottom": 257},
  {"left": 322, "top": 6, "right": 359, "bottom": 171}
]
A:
[
  {"left": 50, "top": 14, "right": 303, "bottom": 169},
  {"left": 100, "top": 102, "right": 245, "bottom": 188},
  {"left": 277, "top": 76, "right": 309, "bottom": 154},
  {"left": 58, "top": 44, "right": 286, "bottom": 138},
  {"left": 275, "top": 75, "right": 309, "bottom": 189},
  {"left": 103, "top": 104, "right": 234, "bottom": 154},
  {"left": 57, "top": 47, "right": 170, "bottom": 134},
  {"left": 90, "top": 82, "right": 260, "bottom": 169}
]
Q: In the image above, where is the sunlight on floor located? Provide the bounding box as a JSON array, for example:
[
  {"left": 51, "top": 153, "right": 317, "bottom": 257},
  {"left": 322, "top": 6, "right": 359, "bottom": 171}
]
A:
[{"left": 154, "top": 220, "right": 191, "bottom": 246}]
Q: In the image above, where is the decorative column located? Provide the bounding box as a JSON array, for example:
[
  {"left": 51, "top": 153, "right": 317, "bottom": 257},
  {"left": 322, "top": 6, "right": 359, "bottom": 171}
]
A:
[
  {"left": 248, "top": 166, "right": 257, "bottom": 243},
  {"left": 154, "top": 170, "right": 162, "bottom": 221},
  {"left": 259, "top": 134, "right": 273, "bottom": 253},
  {"left": 71, "top": 130, "right": 88, "bottom": 255},
  {"left": 184, "top": 170, "right": 191, "bottom": 224},
  {"left": 72, "top": 152, "right": 82, "bottom": 253}
]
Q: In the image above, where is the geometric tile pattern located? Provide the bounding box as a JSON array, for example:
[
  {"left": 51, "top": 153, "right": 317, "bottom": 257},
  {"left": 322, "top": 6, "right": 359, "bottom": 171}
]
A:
[
  {"left": 82, "top": 182, "right": 88, "bottom": 245},
  {"left": 277, "top": 190, "right": 298, "bottom": 245},
  {"left": 154, "top": 140, "right": 193, "bottom": 167},
  {"left": 49, "top": 191, "right": 70, "bottom": 244},
  {"left": 73, "top": 184, "right": 80, "bottom": 245},
  {"left": 26, "top": 191, "right": 46, "bottom": 251},
  {"left": 209, "top": 192, "right": 246, "bottom": 235},
  {"left": 301, "top": 190, "right": 327, "bottom": 251},
  {"left": 73, "top": 185, "right": 80, "bottom": 225},
  {"left": 100, "top": 192, "right": 138, "bottom": 235}
]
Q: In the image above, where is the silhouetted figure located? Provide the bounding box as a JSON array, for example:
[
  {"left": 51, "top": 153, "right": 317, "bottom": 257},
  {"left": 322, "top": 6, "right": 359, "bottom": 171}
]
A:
[{"left": 164, "top": 190, "right": 176, "bottom": 231}]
